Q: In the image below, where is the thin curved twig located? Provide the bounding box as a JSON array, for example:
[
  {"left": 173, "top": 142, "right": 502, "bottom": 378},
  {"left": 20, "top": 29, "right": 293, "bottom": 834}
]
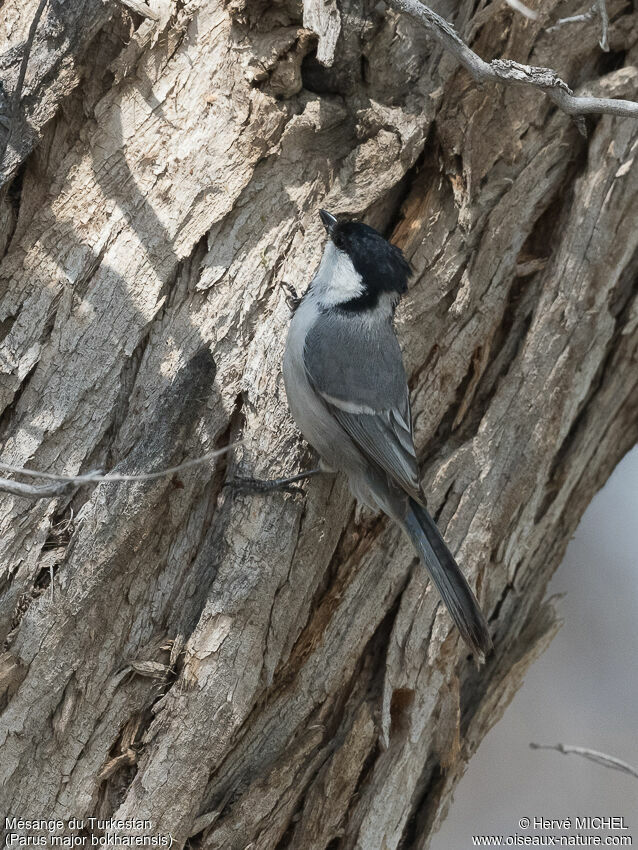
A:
[
  {"left": 385, "top": 0, "right": 638, "bottom": 118},
  {"left": 0, "top": 445, "right": 234, "bottom": 500},
  {"left": 548, "top": 0, "right": 610, "bottom": 52},
  {"left": 530, "top": 742, "right": 638, "bottom": 780},
  {"left": 0, "top": 477, "right": 75, "bottom": 499},
  {"left": 596, "top": 0, "right": 610, "bottom": 51},
  {"left": 547, "top": 6, "right": 598, "bottom": 33},
  {"left": 504, "top": 0, "right": 539, "bottom": 22}
]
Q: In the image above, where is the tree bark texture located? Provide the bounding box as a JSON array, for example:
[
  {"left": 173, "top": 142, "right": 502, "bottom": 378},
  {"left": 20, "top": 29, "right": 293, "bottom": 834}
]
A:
[{"left": 0, "top": 0, "right": 637, "bottom": 846}]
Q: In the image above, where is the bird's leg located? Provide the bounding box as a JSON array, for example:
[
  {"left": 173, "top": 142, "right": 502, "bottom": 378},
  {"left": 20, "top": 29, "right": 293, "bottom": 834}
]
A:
[
  {"left": 280, "top": 280, "right": 301, "bottom": 313},
  {"left": 225, "top": 467, "right": 324, "bottom": 495}
]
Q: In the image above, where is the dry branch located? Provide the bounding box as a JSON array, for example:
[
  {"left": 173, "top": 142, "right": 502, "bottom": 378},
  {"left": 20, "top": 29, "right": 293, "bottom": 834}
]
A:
[
  {"left": 504, "top": 0, "right": 539, "bottom": 22},
  {"left": 547, "top": 5, "right": 598, "bottom": 33},
  {"left": 530, "top": 743, "right": 638, "bottom": 780},
  {"left": 0, "top": 447, "right": 233, "bottom": 500},
  {"left": 0, "top": 477, "right": 76, "bottom": 499},
  {"left": 596, "top": 0, "right": 610, "bottom": 51},
  {"left": 386, "top": 0, "right": 638, "bottom": 117}
]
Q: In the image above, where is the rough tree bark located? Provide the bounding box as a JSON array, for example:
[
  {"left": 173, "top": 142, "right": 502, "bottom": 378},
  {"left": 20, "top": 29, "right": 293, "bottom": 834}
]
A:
[{"left": 0, "top": 0, "right": 637, "bottom": 846}]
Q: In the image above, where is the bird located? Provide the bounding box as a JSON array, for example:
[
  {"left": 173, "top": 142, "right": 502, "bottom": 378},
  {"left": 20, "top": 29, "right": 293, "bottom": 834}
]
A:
[{"left": 282, "top": 209, "right": 492, "bottom": 658}]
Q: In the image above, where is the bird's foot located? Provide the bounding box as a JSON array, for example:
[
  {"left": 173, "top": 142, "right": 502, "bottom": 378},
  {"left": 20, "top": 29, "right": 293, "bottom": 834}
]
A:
[
  {"left": 280, "top": 281, "right": 301, "bottom": 313},
  {"left": 225, "top": 468, "right": 323, "bottom": 495}
]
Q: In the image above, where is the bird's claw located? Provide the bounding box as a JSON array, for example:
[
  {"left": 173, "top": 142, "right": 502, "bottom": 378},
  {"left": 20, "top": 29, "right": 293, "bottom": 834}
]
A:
[
  {"left": 225, "top": 475, "right": 305, "bottom": 495},
  {"left": 280, "top": 281, "right": 301, "bottom": 313}
]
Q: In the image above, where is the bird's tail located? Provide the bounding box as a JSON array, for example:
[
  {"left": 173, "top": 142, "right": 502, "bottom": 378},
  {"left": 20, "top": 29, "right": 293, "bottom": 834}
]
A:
[{"left": 403, "top": 497, "right": 492, "bottom": 659}]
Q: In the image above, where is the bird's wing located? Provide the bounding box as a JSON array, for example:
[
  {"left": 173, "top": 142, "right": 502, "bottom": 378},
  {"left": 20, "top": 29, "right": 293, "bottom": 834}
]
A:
[{"left": 303, "top": 311, "right": 421, "bottom": 500}]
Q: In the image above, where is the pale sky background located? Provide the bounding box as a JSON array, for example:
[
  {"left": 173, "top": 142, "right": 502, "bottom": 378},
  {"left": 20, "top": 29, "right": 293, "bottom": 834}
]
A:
[{"left": 432, "top": 445, "right": 638, "bottom": 847}]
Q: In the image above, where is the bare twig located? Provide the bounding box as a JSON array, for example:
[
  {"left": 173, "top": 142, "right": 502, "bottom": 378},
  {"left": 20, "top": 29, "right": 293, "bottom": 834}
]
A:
[
  {"left": 385, "top": 0, "right": 638, "bottom": 118},
  {"left": 0, "top": 446, "right": 233, "bottom": 501},
  {"left": 547, "top": 0, "right": 608, "bottom": 50},
  {"left": 504, "top": 0, "right": 539, "bottom": 22},
  {"left": 596, "top": 0, "right": 610, "bottom": 51},
  {"left": 115, "top": 0, "right": 160, "bottom": 22},
  {"left": 0, "top": 477, "right": 77, "bottom": 500},
  {"left": 547, "top": 5, "right": 597, "bottom": 32},
  {"left": 530, "top": 742, "right": 638, "bottom": 780},
  {"left": 0, "top": 0, "right": 49, "bottom": 173}
]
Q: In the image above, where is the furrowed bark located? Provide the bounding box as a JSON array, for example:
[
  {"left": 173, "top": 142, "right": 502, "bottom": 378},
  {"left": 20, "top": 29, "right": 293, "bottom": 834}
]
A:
[{"left": 0, "top": 0, "right": 637, "bottom": 845}]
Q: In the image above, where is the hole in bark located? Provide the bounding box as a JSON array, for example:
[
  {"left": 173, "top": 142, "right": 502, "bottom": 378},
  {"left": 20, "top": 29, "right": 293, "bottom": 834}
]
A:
[
  {"left": 33, "top": 563, "right": 55, "bottom": 592},
  {"left": 301, "top": 52, "right": 343, "bottom": 95},
  {"left": 300, "top": 34, "right": 361, "bottom": 97},
  {"left": 390, "top": 687, "right": 415, "bottom": 737}
]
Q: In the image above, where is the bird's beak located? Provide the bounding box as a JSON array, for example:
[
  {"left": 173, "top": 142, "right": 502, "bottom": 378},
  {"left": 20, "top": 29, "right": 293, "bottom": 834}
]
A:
[{"left": 319, "top": 209, "right": 338, "bottom": 236}]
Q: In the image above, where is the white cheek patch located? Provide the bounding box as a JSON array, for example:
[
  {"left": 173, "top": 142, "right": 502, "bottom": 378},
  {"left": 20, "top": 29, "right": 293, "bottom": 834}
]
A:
[{"left": 313, "top": 242, "right": 365, "bottom": 306}]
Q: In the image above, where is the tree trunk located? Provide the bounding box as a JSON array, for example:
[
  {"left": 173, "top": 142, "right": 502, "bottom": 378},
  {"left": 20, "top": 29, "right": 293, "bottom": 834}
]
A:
[{"left": 0, "top": 0, "right": 637, "bottom": 845}]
